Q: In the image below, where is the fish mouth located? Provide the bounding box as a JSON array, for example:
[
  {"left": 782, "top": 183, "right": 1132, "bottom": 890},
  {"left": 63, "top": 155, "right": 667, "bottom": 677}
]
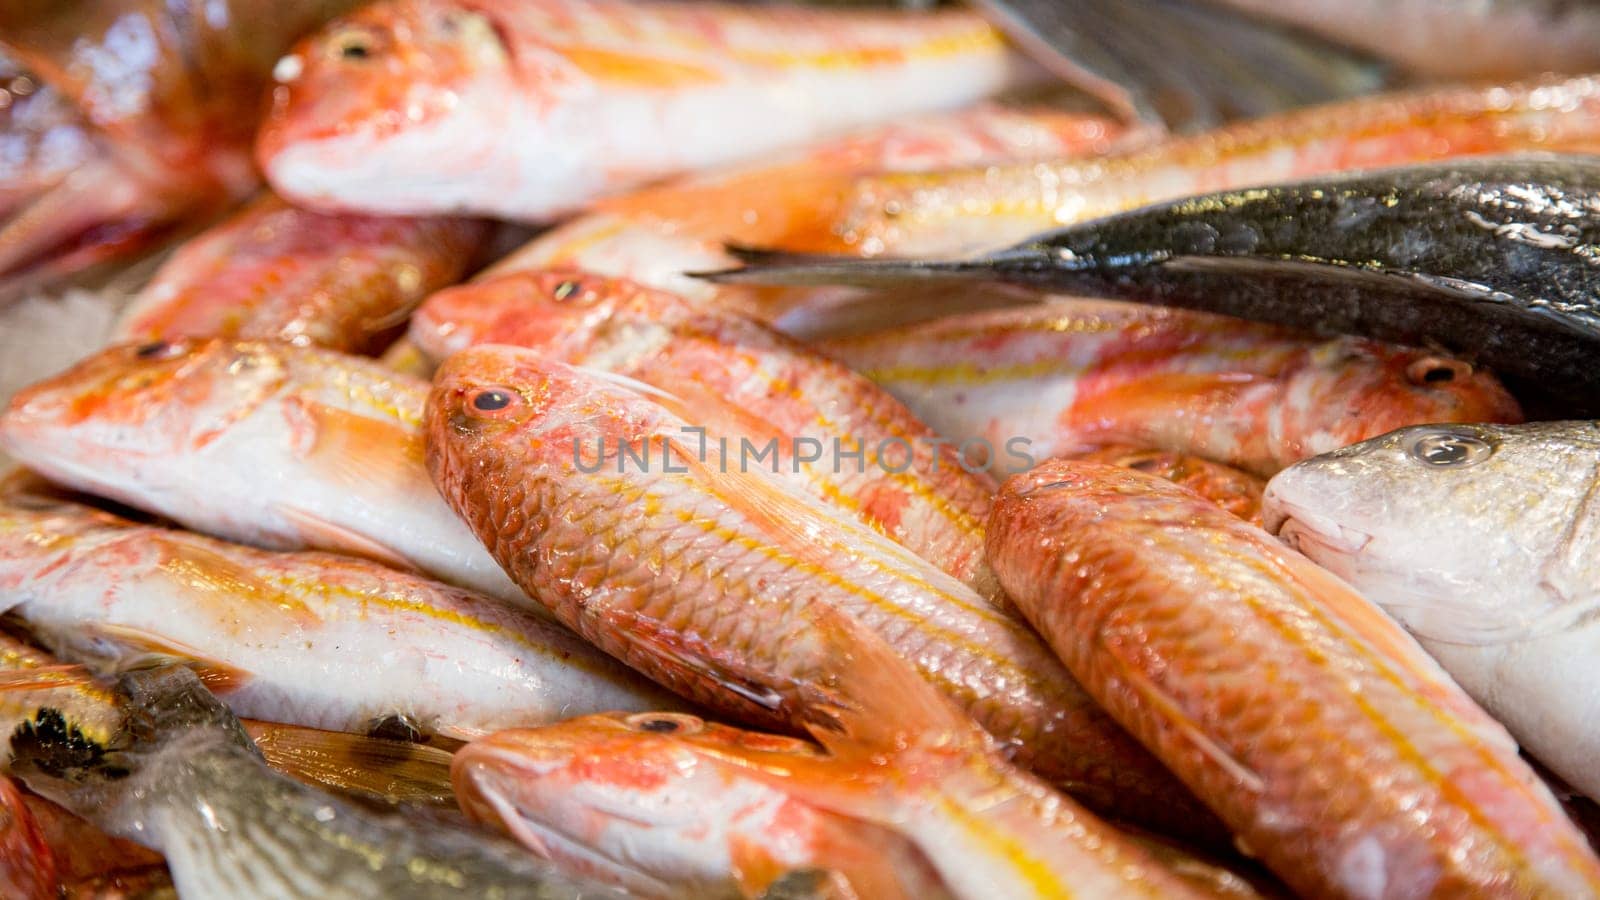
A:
[
  {"left": 1262, "top": 498, "right": 1373, "bottom": 560},
  {"left": 465, "top": 773, "right": 677, "bottom": 897}
]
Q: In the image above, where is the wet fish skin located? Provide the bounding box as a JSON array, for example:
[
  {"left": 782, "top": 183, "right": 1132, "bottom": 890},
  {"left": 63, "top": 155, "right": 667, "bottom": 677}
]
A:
[
  {"left": 815, "top": 300, "right": 1520, "bottom": 476},
  {"left": 987, "top": 459, "right": 1600, "bottom": 898},
  {"left": 0, "top": 492, "right": 677, "bottom": 741},
  {"left": 114, "top": 194, "right": 491, "bottom": 355},
  {"left": 454, "top": 713, "right": 952, "bottom": 900},
  {"left": 720, "top": 157, "right": 1600, "bottom": 411},
  {"left": 413, "top": 268, "right": 1003, "bottom": 601},
  {"left": 425, "top": 344, "right": 1222, "bottom": 841},
  {"left": 0, "top": 0, "right": 362, "bottom": 289},
  {"left": 454, "top": 604, "right": 1217, "bottom": 900},
  {"left": 9, "top": 666, "right": 629, "bottom": 899},
  {"left": 1206, "top": 0, "right": 1600, "bottom": 79},
  {"left": 750, "top": 74, "right": 1600, "bottom": 258},
  {"left": 496, "top": 103, "right": 1125, "bottom": 335},
  {"left": 1263, "top": 420, "right": 1600, "bottom": 803},
  {"left": 257, "top": 0, "right": 1030, "bottom": 220},
  {"left": 1067, "top": 445, "right": 1264, "bottom": 522},
  {"left": 0, "top": 338, "right": 531, "bottom": 612},
  {"left": 0, "top": 774, "right": 55, "bottom": 900}
]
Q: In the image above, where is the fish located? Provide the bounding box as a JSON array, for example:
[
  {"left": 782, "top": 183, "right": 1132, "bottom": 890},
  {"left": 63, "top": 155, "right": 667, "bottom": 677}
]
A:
[
  {"left": 0, "top": 774, "right": 55, "bottom": 900},
  {"left": 425, "top": 344, "right": 1223, "bottom": 841},
  {"left": 256, "top": 0, "right": 1033, "bottom": 220},
  {"left": 113, "top": 194, "right": 491, "bottom": 355},
  {"left": 454, "top": 605, "right": 1220, "bottom": 899},
  {"left": 712, "top": 157, "right": 1600, "bottom": 412},
  {"left": 412, "top": 268, "right": 1004, "bottom": 600},
  {"left": 7, "top": 665, "right": 630, "bottom": 899},
  {"left": 1067, "top": 445, "right": 1264, "bottom": 522},
  {"left": 1262, "top": 420, "right": 1600, "bottom": 803},
  {"left": 811, "top": 300, "right": 1520, "bottom": 476},
  {"left": 492, "top": 103, "right": 1126, "bottom": 337},
  {"left": 0, "top": 0, "right": 362, "bottom": 290},
  {"left": 455, "top": 713, "right": 951, "bottom": 899},
  {"left": 986, "top": 459, "right": 1600, "bottom": 897},
  {"left": 715, "top": 74, "right": 1600, "bottom": 259},
  {"left": 968, "top": 0, "right": 1384, "bottom": 131},
  {"left": 0, "top": 491, "right": 677, "bottom": 741},
  {"left": 0, "top": 338, "right": 532, "bottom": 612},
  {"left": 1205, "top": 0, "right": 1600, "bottom": 79}
]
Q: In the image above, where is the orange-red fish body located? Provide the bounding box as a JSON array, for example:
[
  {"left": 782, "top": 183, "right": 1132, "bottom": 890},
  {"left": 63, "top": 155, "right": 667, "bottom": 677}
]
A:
[
  {"left": 987, "top": 460, "right": 1600, "bottom": 897},
  {"left": 115, "top": 194, "right": 491, "bottom": 355},
  {"left": 818, "top": 301, "right": 1522, "bottom": 475},
  {"left": 413, "top": 268, "right": 1003, "bottom": 600}
]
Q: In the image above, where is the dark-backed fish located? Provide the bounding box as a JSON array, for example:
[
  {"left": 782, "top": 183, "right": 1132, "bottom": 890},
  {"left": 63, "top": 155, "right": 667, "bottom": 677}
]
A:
[{"left": 709, "top": 157, "right": 1600, "bottom": 409}]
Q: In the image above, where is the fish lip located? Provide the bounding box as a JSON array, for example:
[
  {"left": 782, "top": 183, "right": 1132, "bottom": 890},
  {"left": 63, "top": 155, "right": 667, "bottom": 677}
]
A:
[
  {"left": 468, "top": 773, "right": 677, "bottom": 897},
  {"left": 1263, "top": 496, "right": 1373, "bottom": 559}
]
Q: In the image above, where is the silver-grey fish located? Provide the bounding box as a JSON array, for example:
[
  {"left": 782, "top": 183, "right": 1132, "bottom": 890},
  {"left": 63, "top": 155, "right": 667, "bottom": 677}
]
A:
[
  {"left": 1263, "top": 420, "right": 1600, "bottom": 805},
  {"left": 7, "top": 666, "right": 626, "bottom": 899}
]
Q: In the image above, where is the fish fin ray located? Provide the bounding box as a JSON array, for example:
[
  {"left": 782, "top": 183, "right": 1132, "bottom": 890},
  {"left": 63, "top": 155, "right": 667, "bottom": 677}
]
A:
[
  {"left": 273, "top": 506, "right": 420, "bottom": 573},
  {"left": 84, "top": 623, "right": 252, "bottom": 694}
]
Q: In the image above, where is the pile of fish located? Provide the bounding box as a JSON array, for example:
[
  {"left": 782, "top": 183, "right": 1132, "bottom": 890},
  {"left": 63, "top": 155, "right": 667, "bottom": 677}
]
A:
[{"left": 5, "top": 0, "right": 1600, "bottom": 897}]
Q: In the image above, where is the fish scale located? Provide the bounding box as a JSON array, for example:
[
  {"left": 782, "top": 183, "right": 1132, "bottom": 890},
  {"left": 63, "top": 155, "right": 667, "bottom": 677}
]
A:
[
  {"left": 412, "top": 268, "right": 1004, "bottom": 601},
  {"left": 425, "top": 345, "right": 1223, "bottom": 842},
  {"left": 988, "top": 460, "right": 1600, "bottom": 898}
]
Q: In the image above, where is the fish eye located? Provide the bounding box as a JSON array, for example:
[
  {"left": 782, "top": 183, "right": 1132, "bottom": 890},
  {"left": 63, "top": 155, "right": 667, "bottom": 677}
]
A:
[
  {"left": 329, "top": 28, "right": 379, "bottom": 61},
  {"left": 1406, "top": 357, "right": 1472, "bottom": 386},
  {"left": 469, "top": 388, "right": 515, "bottom": 413},
  {"left": 134, "top": 341, "right": 182, "bottom": 360},
  {"left": 552, "top": 280, "right": 583, "bottom": 302},
  {"left": 1408, "top": 430, "right": 1494, "bottom": 468},
  {"left": 625, "top": 713, "right": 703, "bottom": 735}
]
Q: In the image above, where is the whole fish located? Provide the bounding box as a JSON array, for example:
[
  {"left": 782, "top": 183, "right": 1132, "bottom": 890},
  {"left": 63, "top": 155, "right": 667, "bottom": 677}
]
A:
[
  {"left": 425, "top": 345, "right": 1221, "bottom": 840},
  {"left": 0, "top": 0, "right": 361, "bottom": 289},
  {"left": 1205, "top": 0, "right": 1600, "bottom": 79},
  {"left": 716, "top": 157, "right": 1600, "bottom": 410},
  {"left": 730, "top": 74, "right": 1600, "bottom": 258},
  {"left": 813, "top": 301, "right": 1519, "bottom": 475},
  {"left": 1067, "top": 445, "right": 1264, "bottom": 522},
  {"left": 0, "top": 492, "right": 676, "bottom": 741},
  {"left": 114, "top": 194, "right": 491, "bottom": 355},
  {"left": 453, "top": 612, "right": 1231, "bottom": 900},
  {"left": 456, "top": 713, "right": 950, "bottom": 900},
  {"left": 987, "top": 459, "right": 1600, "bottom": 897},
  {"left": 8, "top": 665, "right": 628, "bottom": 899},
  {"left": 256, "top": 0, "right": 1031, "bottom": 220},
  {"left": 0, "top": 338, "right": 530, "bottom": 612},
  {"left": 1262, "top": 420, "right": 1600, "bottom": 803},
  {"left": 413, "top": 268, "right": 1003, "bottom": 600}
]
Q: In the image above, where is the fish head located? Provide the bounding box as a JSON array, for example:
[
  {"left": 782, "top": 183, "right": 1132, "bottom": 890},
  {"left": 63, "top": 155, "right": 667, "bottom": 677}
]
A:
[
  {"left": 1263, "top": 421, "right": 1600, "bottom": 644},
  {"left": 427, "top": 344, "right": 671, "bottom": 495},
  {"left": 411, "top": 269, "right": 634, "bottom": 362},
  {"left": 1277, "top": 338, "right": 1523, "bottom": 466},
  {"left": 257, "top": 0, "right": 518, "bottom": 212},
  {"left": 453, "top": 712, "right": 823, "bottom": 894},
  {"left": 0, "top": 339, "right": 290, "bottom": 493}
]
